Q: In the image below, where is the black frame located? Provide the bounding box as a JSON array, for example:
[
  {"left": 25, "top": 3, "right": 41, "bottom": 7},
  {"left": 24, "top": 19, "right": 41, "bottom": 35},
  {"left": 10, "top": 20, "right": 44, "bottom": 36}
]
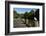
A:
[{"left": 5, "top": 1, "right": 45, "bottom": 35}]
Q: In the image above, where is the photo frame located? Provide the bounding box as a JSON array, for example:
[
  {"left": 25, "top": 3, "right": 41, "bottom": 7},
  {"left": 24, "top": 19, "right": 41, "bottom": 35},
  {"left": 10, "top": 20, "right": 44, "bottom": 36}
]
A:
[{"left": 5, "top": 1, "right": 45, "bottom": 35}]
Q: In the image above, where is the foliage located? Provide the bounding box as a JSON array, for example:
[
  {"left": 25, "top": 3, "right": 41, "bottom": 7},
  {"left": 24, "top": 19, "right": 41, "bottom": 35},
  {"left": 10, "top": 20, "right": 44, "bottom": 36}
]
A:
[
  {"left": 13, "top": 10, "right": 19, "bottom": 18},
  {"left": 35, "top": 9, "right": 39, "bottom": 21},
  {"left": 24, "top": 12, "right": 28, "bottom": 19},
  {"left": 13, "top": 9, "right": 39, "bottom": 20}
]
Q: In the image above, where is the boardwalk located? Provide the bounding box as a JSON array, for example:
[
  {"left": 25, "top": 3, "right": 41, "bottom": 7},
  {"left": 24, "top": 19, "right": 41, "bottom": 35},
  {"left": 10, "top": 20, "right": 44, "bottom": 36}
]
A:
[
  {"left": 13, "top": 18, "right": 39, "bottom": 28},
  {"left": 14, "top": 18, "right": 27, "bottom": 28}
]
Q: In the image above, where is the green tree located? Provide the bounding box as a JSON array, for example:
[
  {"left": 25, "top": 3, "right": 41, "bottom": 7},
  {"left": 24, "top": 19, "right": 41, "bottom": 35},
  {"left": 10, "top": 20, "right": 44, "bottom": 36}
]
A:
[
  {"left": 28, "top": 10, "right": 34, "bottom": 19},
  {"left": 28, "top": 10, "right": 35, "bottom": 27},
  {"left": 13, "top": 10, "right": 19, "bottom": 18},
  {"left": 24, "top": 12, "right": 28, "bottom": 24}
]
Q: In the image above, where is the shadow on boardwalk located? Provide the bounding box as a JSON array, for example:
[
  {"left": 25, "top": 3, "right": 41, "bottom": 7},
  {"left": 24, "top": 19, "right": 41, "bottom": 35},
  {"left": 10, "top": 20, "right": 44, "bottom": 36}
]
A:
[{"left": 13, "top": 18, "right": 39, "bottom": 28}]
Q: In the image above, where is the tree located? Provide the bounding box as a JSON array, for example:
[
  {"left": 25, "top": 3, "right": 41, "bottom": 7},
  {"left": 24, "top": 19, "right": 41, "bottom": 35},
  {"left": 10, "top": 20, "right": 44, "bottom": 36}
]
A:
[
  {"left": 28, "top": 10, "right": 34, "bottom": 20},
  {"left": 24, "top": 12, "right": 28, "bottom": 24},
  {"left": 27, "top": 10, "right": 35, "bottom": 27},
  {"left": 35, "top": 9, "right": 39, "bottom": 21},
  {"left": 24, "top": 10, "right": 34, "bottom": 24},
  {"left": 13, "top": 10, "right": 19, "bottom": 18}
]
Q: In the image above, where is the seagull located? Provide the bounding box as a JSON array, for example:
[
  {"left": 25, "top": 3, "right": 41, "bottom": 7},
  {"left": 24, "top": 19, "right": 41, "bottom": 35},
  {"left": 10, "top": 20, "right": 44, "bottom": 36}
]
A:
[{"left": 34, "top": 17, "right": 37, "bottom": 21}]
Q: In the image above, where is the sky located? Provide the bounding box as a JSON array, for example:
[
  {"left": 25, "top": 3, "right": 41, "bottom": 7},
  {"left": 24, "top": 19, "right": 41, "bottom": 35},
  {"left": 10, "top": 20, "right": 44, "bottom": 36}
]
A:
[{"left": 14, "top": 8, "right": 32, "bottom": 14}]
